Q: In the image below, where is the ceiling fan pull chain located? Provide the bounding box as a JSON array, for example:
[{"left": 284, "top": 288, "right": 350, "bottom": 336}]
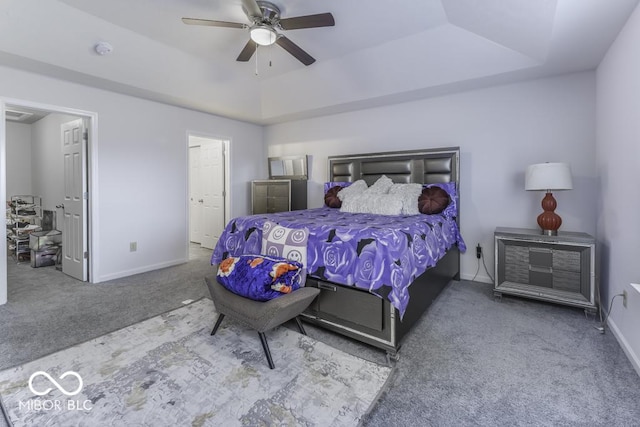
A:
[{"left": 255, "top": 45, "right": 259, "bottom": 76}]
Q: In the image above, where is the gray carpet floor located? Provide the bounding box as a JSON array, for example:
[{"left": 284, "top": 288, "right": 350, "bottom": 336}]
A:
[{"left": 1, "top": 246, "right": 639, "bottom": 426}]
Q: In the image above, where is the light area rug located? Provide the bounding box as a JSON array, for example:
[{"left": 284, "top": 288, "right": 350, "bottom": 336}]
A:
[{"left": 0, "top": 298, "right": 392, "bottom": 426}]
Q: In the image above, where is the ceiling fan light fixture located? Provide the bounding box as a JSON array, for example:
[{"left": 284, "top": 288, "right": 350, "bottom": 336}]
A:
[{"left": 250, "top": 25, "right": 277, "bottom": 46}]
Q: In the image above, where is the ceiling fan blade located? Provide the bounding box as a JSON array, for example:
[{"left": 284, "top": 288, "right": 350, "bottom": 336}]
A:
[
  {"left": 182, "top": 18, "right": 246, "bottom": 29},
  {"left": 241, "top": 0, "right": 263, "bottom": 20},
  {"left": 276, "top": 36, "right": 315, "bottom": 66},
  {"left": 279, "top": 13, "right": 335, "bottom": 30},
  {"left": 236, "top": 39, "right": 258, "bottom": 62}
]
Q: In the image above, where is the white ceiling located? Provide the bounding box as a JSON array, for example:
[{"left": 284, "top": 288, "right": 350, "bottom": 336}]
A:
[{"left": 0, "top": 0, "right": 637, "bottom": 125}]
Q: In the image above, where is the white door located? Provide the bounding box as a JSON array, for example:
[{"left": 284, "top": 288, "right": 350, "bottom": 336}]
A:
[
  {"left": 189, "top": 146, "right": 202, "bottom": 243},
  {"left": 200, "top": 140, "right": 224, "bottom": 249},
  {"left": 61, "top": 118, "right": 87, "bottom": 281}
]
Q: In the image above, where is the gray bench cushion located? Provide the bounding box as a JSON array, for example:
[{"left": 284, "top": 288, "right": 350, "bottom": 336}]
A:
[{"left": 205, "top": 276, "right": 319, "bottom": 333}]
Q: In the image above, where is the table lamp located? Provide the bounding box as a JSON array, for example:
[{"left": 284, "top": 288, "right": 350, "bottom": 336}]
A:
[{"left": 525, "top": 162, "right": 573, "bottom": 236}]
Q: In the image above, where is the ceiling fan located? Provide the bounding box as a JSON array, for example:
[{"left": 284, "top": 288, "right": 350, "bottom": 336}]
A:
[{"left": 182, "top": 0, "right": 335, "bottom": 66}]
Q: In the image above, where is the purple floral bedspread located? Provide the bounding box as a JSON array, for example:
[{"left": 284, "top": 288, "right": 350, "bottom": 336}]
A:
[{"left": 211, "top": 207, "right": 466, "bottom": 318}]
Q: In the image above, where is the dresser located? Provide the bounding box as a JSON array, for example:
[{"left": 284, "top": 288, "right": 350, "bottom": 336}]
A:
[
  {"left": 494, "top": 227, "right": 597, "bottom": 314},
  {"left": 251, "top": 179, "right": 291, "bottom": 214}
]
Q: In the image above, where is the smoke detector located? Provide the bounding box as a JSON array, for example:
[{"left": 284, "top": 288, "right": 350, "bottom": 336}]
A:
[{"left": 94, "top": 42, "right": 113, "bottom": 56}]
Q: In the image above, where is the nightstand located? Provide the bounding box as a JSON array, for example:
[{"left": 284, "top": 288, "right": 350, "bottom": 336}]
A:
[{"left": 494, "top": 227, "right": 597, "bottom": 315}]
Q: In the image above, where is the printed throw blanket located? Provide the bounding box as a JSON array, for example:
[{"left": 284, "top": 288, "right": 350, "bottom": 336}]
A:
[{"left": 217, "top": 255, "right": 304, "bottom": 301}]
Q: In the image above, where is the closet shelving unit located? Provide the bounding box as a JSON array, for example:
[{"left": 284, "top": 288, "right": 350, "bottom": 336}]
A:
[{"left": 7, "top": 195, "right": 42, "bottom": 263}]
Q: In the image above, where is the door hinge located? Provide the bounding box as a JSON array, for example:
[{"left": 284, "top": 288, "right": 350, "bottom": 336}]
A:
[
  {"left": 83, "top": 192, "right": 88, "bottom": 200},
  {"left": 84, "top": 251, "right": 88, "bottom": 259}
]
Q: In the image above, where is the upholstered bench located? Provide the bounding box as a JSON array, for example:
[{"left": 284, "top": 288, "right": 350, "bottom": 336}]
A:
[{"left": 205, "top": 275, "right": 319, "bottom": 369}]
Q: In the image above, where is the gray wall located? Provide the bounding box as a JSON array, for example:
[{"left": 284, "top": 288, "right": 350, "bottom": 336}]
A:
[
  {"left": 265, "top": 71, "right": 597, "bottom": 286},
  {"left": 0, "top": 64, "right": 264, "bottom": 296},
  {"left": 5, "top": 122, "right": 31, "bottom": 197},
  {"left": 596, "top": 3, "right": 640, "bottom": 374}
]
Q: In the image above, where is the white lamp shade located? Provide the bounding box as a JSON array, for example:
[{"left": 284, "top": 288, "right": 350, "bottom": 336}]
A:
[
  {"left": 525, "top": 162, "right": 573, "bottom": 191},
  {"left": 250, "top": 25, "right": 277, "bottom": 46}
]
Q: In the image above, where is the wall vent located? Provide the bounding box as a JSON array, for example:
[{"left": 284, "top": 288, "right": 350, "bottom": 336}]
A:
[{"left": 5, "top": 109, "right": 34, "bottom": 122}]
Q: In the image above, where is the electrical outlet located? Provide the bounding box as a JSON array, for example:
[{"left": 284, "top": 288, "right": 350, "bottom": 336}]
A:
[
  {"left": 476, "top": 244, "right": 482, "bottom": 259},
  {"left": 130, "top": 241, "right": 137, "bottom": 252},
  {"left": 623, "top": 290, "right": 627, "bottom": 308}
]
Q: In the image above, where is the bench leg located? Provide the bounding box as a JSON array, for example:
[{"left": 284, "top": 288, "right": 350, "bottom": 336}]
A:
[
  {"left": 258, "top": 332, "right": 275, "bottom": 369},
  {"left": 295, "top": 317, "right": 307, "bottom": 335},
  {"left": 211, "top": 314, "right": 225, "bottom": 336}
]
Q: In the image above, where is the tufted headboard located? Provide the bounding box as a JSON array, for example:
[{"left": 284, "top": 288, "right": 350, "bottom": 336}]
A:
[{"left": 328, "top": 147, "right": 460, "bottom": 186}]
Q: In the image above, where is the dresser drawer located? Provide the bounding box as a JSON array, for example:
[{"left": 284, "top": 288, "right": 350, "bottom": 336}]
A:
[{"left": 306, "top": 278, "right": 383, "bottom": 331}]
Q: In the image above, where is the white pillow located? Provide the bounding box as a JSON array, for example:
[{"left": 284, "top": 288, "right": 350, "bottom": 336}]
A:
[
  {"left": 337, "top": 179, "right": 368, "bottom": 202},
  {"left": 365, "top": 175, "right": 394, "bottom": 194},
  {"left": 388, "top": 183, "right": 423, "bottom": 215},
  {"left": 340, "top": 193, "right": 403, "bottom": 215}
]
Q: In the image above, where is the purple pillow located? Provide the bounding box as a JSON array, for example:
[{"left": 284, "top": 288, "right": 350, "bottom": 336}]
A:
[
  {"left": 217, "top": 255, "right": 304, "bottom": 301},
  {"left": 422, "top": 182, "right": 458, "bottom": 219}
]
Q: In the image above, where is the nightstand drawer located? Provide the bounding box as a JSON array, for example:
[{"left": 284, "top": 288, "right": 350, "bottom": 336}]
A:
[
  {"left": 553, "top": 269, "right": 581, "bottom": 292},
  {"left": 505, "top": 245, "right": 529, "bottom": 283},
  {"left": 529, "top": 247, "right": 552, "bottom": 267},
  {"left": 529, "top": 268, "right": 552, "bottom": 288},
  {"left": 553, "top": 249, "right": 581, "bottom": 272}
]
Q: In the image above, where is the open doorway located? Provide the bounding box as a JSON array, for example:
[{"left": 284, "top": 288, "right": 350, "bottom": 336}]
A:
[
  {"left": 1, "top": 99, "right": 96, "bottom": 305},
  {"left": 187, "top": 134, "right": 229, "bottom": 258}
]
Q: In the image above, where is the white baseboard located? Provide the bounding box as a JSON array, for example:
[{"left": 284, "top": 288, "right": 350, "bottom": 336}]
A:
[
  {"left": 95, "top": 258, "right": 188, "bottom": 283},
  {"left": 607, "top": 318, "right": 640, "bottom": 378}
]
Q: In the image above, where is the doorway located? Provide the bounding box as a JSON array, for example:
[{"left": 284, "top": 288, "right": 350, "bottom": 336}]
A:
[
  {"left": 1, "top": 99, "right": 96, "bottom": 305},
  {"left": 188, "top": 135, "right": 229, "bottom": 253}
]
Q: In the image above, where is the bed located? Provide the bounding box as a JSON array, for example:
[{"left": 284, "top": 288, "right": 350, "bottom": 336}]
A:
[{"left": 211, "top": 147, "right": 465, "bottom": 359}]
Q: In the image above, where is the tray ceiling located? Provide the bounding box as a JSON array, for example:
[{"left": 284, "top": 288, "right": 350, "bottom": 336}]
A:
[{"left": 0, "top": 0, "right": 637, "bottom": 124}]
